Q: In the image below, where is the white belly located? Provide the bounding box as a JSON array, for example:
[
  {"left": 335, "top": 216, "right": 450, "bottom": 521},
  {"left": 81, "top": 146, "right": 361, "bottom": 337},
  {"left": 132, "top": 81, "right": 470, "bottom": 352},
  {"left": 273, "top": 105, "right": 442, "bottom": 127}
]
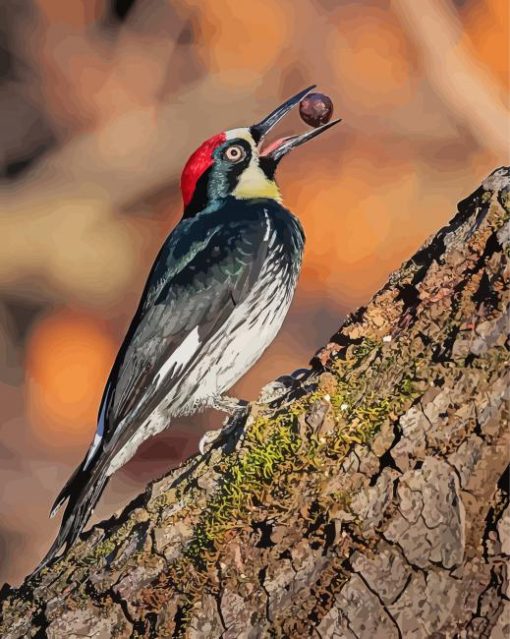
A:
[
  {"left": 198, "top": 274, "right": 295, "bottom": 400},
  {"left": 108, "top": 237, "right": 301, "bottom": 475},
  {"left": 107, "top": 278, "right": 294, "bottom": 475}
]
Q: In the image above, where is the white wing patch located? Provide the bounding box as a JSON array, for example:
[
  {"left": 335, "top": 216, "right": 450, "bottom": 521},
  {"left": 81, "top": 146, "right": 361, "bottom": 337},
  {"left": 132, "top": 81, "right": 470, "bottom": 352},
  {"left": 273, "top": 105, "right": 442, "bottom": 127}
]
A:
[
  {"left": 84, "top": 433, "right": 102, "bottom": 469},
  {"left": 84, "top": 329, "right": 202, "bottom": 472},
  {"left": 83, "top": 382, "right": 111, "bottom": 469},
  {"left": 155, "top": 326, "right": 201, "bottom": 389},
  {"left": 106, "top": 328, "right": 202, "bottom": 477}
]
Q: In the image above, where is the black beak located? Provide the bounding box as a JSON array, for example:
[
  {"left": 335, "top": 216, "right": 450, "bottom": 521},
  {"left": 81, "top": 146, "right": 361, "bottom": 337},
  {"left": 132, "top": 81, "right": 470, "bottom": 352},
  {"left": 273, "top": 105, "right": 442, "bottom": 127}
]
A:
[{"left": 250, "top": 85, "right": 341, "bottom": 168}]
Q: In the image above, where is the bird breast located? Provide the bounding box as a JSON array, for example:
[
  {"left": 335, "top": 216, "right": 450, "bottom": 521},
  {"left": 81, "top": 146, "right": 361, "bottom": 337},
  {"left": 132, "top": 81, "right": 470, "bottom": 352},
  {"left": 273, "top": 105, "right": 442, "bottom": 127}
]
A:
[{"left": 189, "top": 229, "right": 303, "bottom": 405}]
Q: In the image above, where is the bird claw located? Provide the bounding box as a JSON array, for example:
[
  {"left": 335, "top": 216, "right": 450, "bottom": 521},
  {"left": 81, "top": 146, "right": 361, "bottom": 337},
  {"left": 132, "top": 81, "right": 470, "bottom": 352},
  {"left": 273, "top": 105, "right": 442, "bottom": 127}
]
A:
[
  {"left": 199, "top": 428, "right": 223, "bottom": 455},
  {"left": 257, "top": 368, "right": 311, "bottom": 405},
  {"left": 199, "top": 404, "right": 248, "bottom": 454},
  {"left": 211, "top": 395, "right": 249, "bottom": 416},
  {"left": 200, "top": 370, "right": 313, "bottom": 454}
]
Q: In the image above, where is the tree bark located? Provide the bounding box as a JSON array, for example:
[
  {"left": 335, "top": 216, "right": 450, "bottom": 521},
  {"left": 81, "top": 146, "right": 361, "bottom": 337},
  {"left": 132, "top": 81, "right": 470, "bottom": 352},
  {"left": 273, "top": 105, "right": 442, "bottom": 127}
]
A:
[{"left": 1, "top": 168, "right": 509, "bottom": 639}]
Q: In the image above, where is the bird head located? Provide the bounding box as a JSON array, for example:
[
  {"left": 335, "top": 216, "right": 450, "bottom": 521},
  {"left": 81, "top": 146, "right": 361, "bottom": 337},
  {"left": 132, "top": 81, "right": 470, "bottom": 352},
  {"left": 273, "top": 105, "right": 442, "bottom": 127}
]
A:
[{"left": 180, "top": 85, "right": 340, "bottom": 217}]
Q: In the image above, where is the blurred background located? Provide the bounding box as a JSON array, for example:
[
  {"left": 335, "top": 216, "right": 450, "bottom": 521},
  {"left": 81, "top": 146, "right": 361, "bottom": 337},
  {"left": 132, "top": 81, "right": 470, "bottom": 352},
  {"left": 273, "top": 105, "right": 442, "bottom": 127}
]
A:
[{"left": 0, "top": 0, "right": 507, "bottom": 585}]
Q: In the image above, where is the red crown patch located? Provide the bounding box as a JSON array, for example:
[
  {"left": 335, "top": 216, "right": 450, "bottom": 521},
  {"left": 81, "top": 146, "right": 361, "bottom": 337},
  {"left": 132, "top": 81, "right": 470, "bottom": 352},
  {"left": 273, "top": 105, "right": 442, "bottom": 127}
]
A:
[{"left": 180, "top": 133, "right": 226, "bottom": 207}]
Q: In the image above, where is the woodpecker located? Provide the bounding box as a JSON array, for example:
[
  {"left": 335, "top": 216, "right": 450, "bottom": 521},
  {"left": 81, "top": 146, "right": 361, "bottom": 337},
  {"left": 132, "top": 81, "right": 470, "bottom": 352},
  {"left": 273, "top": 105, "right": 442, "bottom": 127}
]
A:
[{"left": 39, "top": 85, "right": 340, "bottom": 569}]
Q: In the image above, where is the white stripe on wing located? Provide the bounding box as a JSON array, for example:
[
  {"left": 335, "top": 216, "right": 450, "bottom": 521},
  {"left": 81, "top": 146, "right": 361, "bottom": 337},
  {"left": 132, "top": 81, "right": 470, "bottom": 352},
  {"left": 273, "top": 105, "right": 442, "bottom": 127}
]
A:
[
  {"left": 155, "top": 326, "right": 202, "bottom": 389},
  {"left": 83, "top": 381, "right": 111, "bottom": 469}
]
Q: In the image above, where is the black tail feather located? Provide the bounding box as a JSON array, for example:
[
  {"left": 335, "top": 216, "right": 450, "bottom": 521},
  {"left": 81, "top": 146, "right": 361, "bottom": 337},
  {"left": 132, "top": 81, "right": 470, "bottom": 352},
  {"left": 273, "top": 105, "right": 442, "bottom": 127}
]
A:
[
  {"left": 49, "top": 462, "right": 84, "bottom": 519},
  {"left": 34, "top": 464, "right": 110, "bottom": 574}
]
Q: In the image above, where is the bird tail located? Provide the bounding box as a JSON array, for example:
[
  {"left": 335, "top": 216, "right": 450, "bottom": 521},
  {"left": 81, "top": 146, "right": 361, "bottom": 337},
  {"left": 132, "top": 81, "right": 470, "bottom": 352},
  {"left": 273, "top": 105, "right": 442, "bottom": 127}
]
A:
[{"left": 35, "top": 460, "right": 109, "bottom": 573}]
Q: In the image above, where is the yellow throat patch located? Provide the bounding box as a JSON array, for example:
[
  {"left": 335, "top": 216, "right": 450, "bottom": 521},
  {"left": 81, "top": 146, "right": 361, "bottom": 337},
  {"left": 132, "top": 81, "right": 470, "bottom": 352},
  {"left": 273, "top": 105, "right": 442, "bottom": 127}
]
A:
[
  {"left": 233, "top": 162, "right": 282, "bottom": 202},
  {"left": 227, "top": 128, "right": 282, "bottom": 203}
]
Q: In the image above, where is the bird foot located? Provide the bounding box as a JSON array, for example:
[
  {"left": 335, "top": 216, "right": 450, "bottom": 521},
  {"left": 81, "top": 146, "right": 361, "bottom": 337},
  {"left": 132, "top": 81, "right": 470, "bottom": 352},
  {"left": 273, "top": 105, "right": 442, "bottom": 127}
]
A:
[
  {"left": 199, "top": 395, "right": 250, "bottom": 454},
  {"left": 257, "top": 368, "right": 311, "bottom": 405},
  {"left": 199, "top": 426, "right": 227, "bottom": 455},
  {"left": 211, "top": 395, "right": 249, "bottom": 416},
  {"left": 198, "top": 370, "right": 312, "bottom": 455}
]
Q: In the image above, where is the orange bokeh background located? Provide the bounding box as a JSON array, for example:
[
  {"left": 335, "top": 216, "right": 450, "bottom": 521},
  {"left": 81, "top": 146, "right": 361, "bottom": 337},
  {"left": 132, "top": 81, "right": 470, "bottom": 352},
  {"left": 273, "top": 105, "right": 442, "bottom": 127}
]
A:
[
  {"left": 0, "top": 0, "right": 508, "bottom": 584},
  {"left": 26, "top": 312, "right": 116, "bottom": 447}
]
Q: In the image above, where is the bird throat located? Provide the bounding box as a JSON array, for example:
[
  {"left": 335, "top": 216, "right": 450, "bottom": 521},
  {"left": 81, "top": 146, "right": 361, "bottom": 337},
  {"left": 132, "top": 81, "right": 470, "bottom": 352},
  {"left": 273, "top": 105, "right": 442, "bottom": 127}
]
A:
[{"left": 232, "top": 160, "right": 282, "bottom": 203}]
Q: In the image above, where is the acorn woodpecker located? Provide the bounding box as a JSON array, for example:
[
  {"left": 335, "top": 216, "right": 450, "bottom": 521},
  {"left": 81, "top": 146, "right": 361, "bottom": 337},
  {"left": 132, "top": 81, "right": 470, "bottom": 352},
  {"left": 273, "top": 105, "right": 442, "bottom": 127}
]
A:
[{"left": 39, "top": 85, "right": 340, "bottom": 568}]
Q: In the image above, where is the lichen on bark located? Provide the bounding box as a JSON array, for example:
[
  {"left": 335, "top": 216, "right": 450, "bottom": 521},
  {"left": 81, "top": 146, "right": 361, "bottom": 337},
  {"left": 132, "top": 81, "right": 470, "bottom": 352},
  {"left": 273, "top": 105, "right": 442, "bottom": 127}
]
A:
[{"left": 1, "top": 168, "right": 509, "bottom": 639}]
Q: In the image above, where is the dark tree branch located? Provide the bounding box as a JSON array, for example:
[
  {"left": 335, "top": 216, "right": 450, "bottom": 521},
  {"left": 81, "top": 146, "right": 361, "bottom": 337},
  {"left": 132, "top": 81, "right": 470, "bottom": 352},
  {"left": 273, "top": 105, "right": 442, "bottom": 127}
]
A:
[{"left": 1, "top": 168, "right": 509, "bottom": 639}]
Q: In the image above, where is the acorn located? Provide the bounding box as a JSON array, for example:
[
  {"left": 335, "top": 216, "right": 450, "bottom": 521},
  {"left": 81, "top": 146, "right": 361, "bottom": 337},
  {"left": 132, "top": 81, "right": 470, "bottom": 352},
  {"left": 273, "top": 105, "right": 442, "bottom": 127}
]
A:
[{"left": 299, "top": 92, "right": 334, "bottom": 128}]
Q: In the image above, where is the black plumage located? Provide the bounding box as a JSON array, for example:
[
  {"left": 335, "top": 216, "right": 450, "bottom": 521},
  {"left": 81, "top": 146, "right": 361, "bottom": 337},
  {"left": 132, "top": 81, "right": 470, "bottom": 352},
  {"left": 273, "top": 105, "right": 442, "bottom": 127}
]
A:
[
  {"left": 41, "top": 198, "right": 304, "bottom": 567},
  {"left": 38, "top": 86, "right": 339, "bottom": 572}
]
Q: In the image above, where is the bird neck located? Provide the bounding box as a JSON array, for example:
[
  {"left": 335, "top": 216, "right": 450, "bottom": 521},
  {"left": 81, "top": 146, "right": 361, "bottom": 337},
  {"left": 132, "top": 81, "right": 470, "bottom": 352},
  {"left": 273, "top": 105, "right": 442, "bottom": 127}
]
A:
[{"left": 232, "top": 168, "right": 282, "bottom": 203}]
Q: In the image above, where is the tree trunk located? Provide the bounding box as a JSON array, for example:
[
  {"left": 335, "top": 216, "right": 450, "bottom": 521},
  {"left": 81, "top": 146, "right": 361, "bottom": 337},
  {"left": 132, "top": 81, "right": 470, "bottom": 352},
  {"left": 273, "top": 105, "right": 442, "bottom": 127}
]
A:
[{"left": 1, "top": 168, "right": 509, "bottom": 639}]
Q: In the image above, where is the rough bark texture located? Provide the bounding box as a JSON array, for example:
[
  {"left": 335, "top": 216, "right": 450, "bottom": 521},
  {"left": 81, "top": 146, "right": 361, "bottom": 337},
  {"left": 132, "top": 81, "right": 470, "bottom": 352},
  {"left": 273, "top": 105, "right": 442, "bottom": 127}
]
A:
[{"left": 1, "top": 168, "right": 509, "bottom": 639}]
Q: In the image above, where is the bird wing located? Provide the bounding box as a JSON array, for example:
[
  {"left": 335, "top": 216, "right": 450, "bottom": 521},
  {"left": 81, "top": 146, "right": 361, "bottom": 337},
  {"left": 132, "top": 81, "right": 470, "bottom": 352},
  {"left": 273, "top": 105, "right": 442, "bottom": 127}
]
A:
[
  {"left": 42, "top": 204, "right": 287, "bottom": 568},
  {"left": 96, "top": 207, "right": 274, "bottom": 461}
]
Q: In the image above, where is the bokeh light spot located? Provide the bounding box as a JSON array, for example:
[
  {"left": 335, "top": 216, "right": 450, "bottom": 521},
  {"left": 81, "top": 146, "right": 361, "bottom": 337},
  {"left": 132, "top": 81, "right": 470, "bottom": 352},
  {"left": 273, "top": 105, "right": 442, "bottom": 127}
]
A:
[{"left": 26, "top": 311, "right": 116, "bottom": 448}]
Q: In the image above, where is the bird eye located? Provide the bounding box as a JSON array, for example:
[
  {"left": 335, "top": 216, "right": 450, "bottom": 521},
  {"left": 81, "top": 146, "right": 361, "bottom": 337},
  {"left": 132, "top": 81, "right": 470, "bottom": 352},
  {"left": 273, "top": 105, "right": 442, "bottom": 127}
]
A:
[{"left": 224, "top": 144, "right": 246, "bottom": 163}]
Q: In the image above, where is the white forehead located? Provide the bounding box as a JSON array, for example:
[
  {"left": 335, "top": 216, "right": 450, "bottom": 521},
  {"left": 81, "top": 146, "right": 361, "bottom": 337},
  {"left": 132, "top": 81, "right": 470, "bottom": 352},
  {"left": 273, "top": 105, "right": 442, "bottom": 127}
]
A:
[{"left": 226, "top": 127, "right": 255, "bottom": 145}]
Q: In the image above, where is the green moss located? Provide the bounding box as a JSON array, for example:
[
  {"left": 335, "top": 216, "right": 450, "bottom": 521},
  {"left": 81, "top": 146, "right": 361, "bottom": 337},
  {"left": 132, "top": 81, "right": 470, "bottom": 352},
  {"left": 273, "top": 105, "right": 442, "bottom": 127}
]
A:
[
  {"left": 186, "top": 412, "right": 304, "bottom": 563},
  {"left": 497, "top": 190, "right": 510, "bottom": 216},
  {"left": 159, "top": 330, "right": 427, "bottom": 630},
  {"left": 85, "top": 517, "right": 143, "bottom": 564},
  {"left": 399, "top": 376, "right": 415, "bottom": 397},
  {"left": 351, "top": 337, "right": 379, "bottom": 362},
  {"left": 91, "top": 538, "right": 117, "bottom": 562},
  {"left": 184, "top": 346, "right": 421, "bottom": 571}
]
